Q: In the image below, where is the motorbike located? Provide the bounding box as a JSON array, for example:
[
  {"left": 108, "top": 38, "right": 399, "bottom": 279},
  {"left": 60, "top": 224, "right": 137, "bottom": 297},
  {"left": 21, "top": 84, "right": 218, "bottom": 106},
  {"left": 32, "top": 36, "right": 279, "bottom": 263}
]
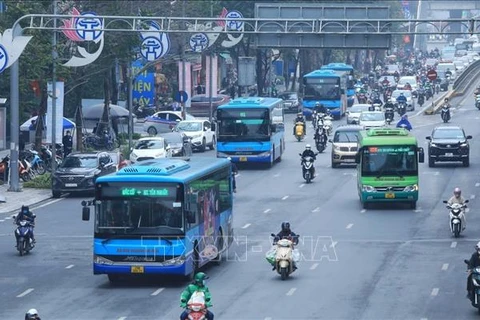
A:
[
  {"left": 357, "top": 93, "right": 367, "bottom": 104},
  {"left": 385, "top": 107, "right": 395, "bottom": 125},
  {"left": 133, "top": 104, "right": 156, "bottom": 118},
  {"left": 39, "top": 144, "right": 62, "bottom": 171},
  {"left": 475, "top": 95, "right": 480, "bottom": 110},
  {"left": 443, "top": 200, "right": 468, "bottom": 238},
  {"left": 397, "top": 102, "right": 407, "bottom": 116},
  {"left": 464, "top": 259, "right": 480, "bottom": 314},
  {"left": 315, "top": 128, "right": 328, "bottom": 153},
  {"left": 372, "top": 103, "right": 382, "bottom": 111},
  {"left": 0, "top": 155, "right": 9, "bottom": 181},
  {"left": 322, "top": 115, "right": 333, "bottom": 135},
  {"left": 299, "top": 153, "right": 318, "bottom": 183},
  {"left": 294, "top": 122, "right": 305, "bottom": 142},
  {"left": 184, "top": 291, "right": 209, "bottom": 320},
  {"left": 13, "top": 215, "right": 35, "bottom": 256},
  {"left": 441, "top": 106, "right": 450, "bottom": 123},
  {"left": 425, "top": 87, "right": 433, "bottom": 100},
  {"left": 417, "top": 94, "right": 425, "bottom": 107},
  {"left": 268, "top": 234, "right": 299, "bottom": 280},
  {"left": 22, "top": 150, "right": 46, "bottom": 175},
  {"left": 83, "top": 131, "right": 120, "bottom": 151}
]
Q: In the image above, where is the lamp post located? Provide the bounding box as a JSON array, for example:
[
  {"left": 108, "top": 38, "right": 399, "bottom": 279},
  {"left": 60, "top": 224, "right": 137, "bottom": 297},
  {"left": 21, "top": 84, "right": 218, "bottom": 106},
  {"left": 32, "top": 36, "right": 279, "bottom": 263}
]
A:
[
  {"left": 208, "top": 0, "right": 214, "bottom": 123},
  {"left": 181, "top": 0, "right": 186, "bottom": 120},
  {"left": 51, "top": 0, "right": 58, "bottom": 173}
]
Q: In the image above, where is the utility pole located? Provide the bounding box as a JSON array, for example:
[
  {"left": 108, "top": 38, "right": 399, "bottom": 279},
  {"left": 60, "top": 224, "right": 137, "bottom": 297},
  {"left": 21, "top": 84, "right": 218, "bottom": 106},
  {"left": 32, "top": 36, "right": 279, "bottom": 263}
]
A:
[
  {"left": 51, "top": 0, "right": 58, "bottom": 173},
  {"left": 127, "top": 66, "right": 133, "bottom": 150},
  {"left": 181, "top": 0, "right": 186, "bottom": 120},
  {"left": 208, "top": 0, "right": 214, "bottom": 123},
  {"left": 8, "top": 31, "right": 20, "bottom": 192}
]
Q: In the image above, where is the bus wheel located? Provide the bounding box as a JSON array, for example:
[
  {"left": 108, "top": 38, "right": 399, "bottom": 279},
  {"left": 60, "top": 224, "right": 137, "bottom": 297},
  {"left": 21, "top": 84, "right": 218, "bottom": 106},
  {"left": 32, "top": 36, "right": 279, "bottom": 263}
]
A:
[
  {"left": 269, "top": 149, "right": 275, "bottom": 168},
  {"left": 409, "top": 201, "right": 417, "bottom": 210},
  {"left": 186, "top": 244, "right": 200, "bottom": 281},
  {"left": 362, "top": 202, "right": 370, "bottom": 209},
  {"left": 214, "top": 230, "right": 224, "bottom": 265}
]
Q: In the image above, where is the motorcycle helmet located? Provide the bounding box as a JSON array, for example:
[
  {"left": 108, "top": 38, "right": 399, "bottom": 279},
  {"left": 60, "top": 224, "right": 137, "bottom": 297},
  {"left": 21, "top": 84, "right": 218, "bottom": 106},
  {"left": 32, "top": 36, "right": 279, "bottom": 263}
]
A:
[
  {"left": 281, "top": 221, "right": 291, "bottom": 233},
  {"left": 305, "top": 144, "right": 311, "bottom": 150},
  {"left": 444, "top": 98, "right": 449, "bottom": 102},
  {"left": 194, "top": 272, "right": 209, "bottom": 286},
  {"left": 454, "top": 187, "right": 461, "bottom": 197},
  {"left": 476, "top": 241, "right": 480, "bottom": 252},
  {"left": 21, "top": 205, "right": 29, "bottom": 214},
  {"left": 25, "top": 309, "right": 39, "bottom": 320}
]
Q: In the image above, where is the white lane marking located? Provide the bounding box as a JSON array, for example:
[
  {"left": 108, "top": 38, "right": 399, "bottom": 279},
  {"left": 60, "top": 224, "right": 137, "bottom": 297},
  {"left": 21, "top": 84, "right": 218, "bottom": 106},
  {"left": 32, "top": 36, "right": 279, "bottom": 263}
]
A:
[
  {"left": 151, "top": 288, "right": 165, "bottom": 296},
  {"left": 330, "top": 241, "right": 337, "bottom": 248},
  {"left": 252, "top": 246, "right": 262, "bottom": 253},
  {"left": 65, "top": 264, "right": 75, "bottom": 269},
  {"left": 441, "top": 263, "right": 449, "bottom": 271},
  {"left": 451, "top": 241, "right": 457, "bottom": 248},
  {"left": 421, "top": 318, "right": 428, "bottom": 320},
  {"left": 17, "top": 288, "right": 34, "bottom": 298},
  {"left": 434, "top": 171, "right": 439, "bottom": 176},
  {"left": 299, "top": 184, "right": 305, "bottom": 188},
  {"left": 273, "top": 173, "right": 280, "bottom": 177},
  {"left": 471, "top": 195, "right": 476, "bottom": 199},
  {"left": 264, "top": 209, "right": 271, "bottom": 213},
  {"left": 282, "top": 195, "right": 289, "bottom": 200},
  {"left": 264, "top": 318, "right": 272, "bottom": 320},
  {"left": 476, "top": 183, "right": 480, "bottom": 187},
  {"left": 312, "top": 207, "right": 320, "bottom": 212},
  {"left": 310, "top": 263, "right": 319, "bottom": 270},
  {"left": 346, "top": 223, "right": 354, "bottom": 229},
  {"left": 242, "top": 223, "right": 251, "bottom": 229},
  {"left": 431, "top": 288, "right": 439, "bottom": 296},
  {"left": 0, "top": 220, "right": 4, "bottom": 222},
  {"left": 117, "top": 317, "right": 127, "bottom": 320},
  {"left": 34, "top": 198, "right": 63, "bottom": 210},
  {"left": 286, "top": 288, "right": 297, "bottom": 296},
  {"left": 4, "top": 216, "right": 11, "bottom": 220},
  {"left": 360, "top": 209, "right": 366, "bottom": 213}
]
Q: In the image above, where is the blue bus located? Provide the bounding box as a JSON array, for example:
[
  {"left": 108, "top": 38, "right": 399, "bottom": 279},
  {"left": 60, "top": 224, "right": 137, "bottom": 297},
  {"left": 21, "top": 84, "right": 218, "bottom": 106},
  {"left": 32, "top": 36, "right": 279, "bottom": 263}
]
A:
[
  {"left": 302, "top": 69, "right": 347, "bottom": 119},
  {"left": 81, "top": 157, "right": 234, "bottom": 282},
  {"left": 216, "top": 97, "right": 285, "bottom": 167},
  {"left": 321, "top": 63, "right": 355, "bottom": 107}
]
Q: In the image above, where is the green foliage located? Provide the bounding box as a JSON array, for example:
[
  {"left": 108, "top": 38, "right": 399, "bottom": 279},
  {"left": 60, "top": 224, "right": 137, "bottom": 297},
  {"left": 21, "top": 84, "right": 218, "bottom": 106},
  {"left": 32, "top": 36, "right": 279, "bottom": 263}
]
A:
[
  {"left": 120, "top": 144, "right": 131, "bottom": 161},
  {"left": 117, "top": 132, "right": 141, "bottom": 145},
  {"left": 23, "top": 173, "right": 51, "bottom": 189}
]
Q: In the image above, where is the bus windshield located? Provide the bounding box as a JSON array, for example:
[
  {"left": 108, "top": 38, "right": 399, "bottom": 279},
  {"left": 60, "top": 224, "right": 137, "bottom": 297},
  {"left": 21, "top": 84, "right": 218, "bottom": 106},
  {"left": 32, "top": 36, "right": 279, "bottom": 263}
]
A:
[
  {"left": 303, "top": 79, "right": 340, "bottom": 100},
  {"left": 361, "top": 145, "right": 417, "bottom": 177},
  {"left": 96, "top": 182, "right": 184, "bottom": 236},
  {"left": 217, "top": 108, "right": 271, "bottom": 142}
]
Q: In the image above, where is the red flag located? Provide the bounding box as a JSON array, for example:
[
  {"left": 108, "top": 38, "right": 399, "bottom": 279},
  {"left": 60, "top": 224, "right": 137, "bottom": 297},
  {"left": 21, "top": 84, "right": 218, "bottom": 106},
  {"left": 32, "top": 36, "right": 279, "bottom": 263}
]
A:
[
  {"left": 217, "top": 7, "right": 228, "bottom": 28},
  {"left": 30, "top": 80, "right": 40, "bottom": 97}
]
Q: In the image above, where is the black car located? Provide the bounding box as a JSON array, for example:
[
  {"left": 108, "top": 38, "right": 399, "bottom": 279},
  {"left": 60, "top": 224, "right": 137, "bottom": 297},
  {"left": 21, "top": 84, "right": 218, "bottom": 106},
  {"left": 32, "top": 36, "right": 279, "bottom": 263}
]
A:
[
  {"left": 51, "top": 152, "right": 117, "bottom": 198},
  {"left": 161, "top": 132, "right": 193, "bottom": 157},
  {"left": 426, "top": 126, "right": 472, "bottom": 167}
]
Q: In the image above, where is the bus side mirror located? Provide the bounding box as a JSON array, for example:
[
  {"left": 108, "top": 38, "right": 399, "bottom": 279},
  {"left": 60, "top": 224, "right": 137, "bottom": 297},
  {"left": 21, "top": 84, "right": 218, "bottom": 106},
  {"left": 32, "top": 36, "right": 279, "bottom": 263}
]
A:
[
  {"left": 270, "top": 124, "right": 277, "bottom": 133},
  {"left": 354, "top": 152, "right": 361, "bottom": 164},
  {"left": 186, "top": 211, "right": 196, "bottom": 224},
  {"left": 82, "top": 206, "right": 90, "bottom": 221},
  {"left": 418, "top": 147, "right": 425, "bottom": 163},
  {"left": 211, "top": 122, "right": 216, "bottom": 131}
]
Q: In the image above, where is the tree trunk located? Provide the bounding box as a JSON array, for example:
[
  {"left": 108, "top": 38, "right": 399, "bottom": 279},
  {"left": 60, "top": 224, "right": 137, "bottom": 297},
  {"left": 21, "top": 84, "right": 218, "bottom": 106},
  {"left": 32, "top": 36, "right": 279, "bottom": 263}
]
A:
[
  {"left": 74, "top": 69, "right": 86, "bottom": 152},
  {"left": 256, "top": 49, "right": 264, "bottom": 96},
  {"left": 34, "top": 87, "right": 48, "bottom": 151},
  {"left": 98, "top": 71, "right": 111, "bottom": 135},
  {"left": 291, "top": 56, "right": 299, "bottom": 91},
  {"left": 111, "top": 64, "right": 119, "bottom": 105}
]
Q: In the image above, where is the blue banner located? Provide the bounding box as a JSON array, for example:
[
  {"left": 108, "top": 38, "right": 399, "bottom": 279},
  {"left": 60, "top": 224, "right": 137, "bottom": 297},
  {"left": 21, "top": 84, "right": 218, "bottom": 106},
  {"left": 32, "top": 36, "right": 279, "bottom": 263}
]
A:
[{"left": 132, "top": 60, "right": 155, "bottom": 106}]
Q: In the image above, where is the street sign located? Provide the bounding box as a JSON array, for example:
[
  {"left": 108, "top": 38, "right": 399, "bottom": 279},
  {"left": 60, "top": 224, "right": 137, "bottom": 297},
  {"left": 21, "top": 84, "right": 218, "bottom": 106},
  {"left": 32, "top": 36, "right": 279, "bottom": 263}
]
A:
[
  {"left": 175, "top": 91, "right": 189, "bottom": 103},
  {"left": 427, "top": 69, "right": 438, "bottom": 81}
]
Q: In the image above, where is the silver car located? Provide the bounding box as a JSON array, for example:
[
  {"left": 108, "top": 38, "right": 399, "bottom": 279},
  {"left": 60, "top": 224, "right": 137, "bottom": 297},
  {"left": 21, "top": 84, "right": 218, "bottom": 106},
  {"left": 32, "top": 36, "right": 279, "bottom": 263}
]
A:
[
  {"left": 346, "top": 104, "right": 371, "bottom": 124},
  {"left": 278, "top": 92, "right": 300, "bottom": 113}
]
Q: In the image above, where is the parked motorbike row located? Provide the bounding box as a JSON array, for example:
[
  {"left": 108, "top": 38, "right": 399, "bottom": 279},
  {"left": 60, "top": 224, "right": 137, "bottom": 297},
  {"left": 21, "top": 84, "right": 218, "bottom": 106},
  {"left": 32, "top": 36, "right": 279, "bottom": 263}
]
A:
[{"left": 82, "top": 131, "right": 120, "bottom": 151}]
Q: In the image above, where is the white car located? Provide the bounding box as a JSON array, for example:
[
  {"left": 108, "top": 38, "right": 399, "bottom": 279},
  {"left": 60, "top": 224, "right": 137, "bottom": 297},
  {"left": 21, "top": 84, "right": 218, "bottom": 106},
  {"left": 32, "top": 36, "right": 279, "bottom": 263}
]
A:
[
  {"left": 359, "top": 111, "right": 386, "bottom": 129},
  {"left": 346, "top": 104, "right": 371, "bottom": 124},
  {"left": 396, "top": 76, "right": 418, "bottom": 92},
  {"left": 175, "top": 120, "right": 216, "bottom": 152},
  {"left": 143, "top": 111, "right": 195, "bottom": 136},
  {"left": 129, "top": 137, "right": 168, "bottom": 163}
]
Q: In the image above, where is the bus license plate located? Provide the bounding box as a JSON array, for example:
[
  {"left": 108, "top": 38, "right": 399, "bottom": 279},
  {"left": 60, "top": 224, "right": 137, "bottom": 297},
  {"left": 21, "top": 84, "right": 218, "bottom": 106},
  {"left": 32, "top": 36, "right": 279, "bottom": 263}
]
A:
[
  {"left": 131, "top": 266, "right": 144, "bottom": 273},
  {"left": 445, "top": 153, "right": 453, "bottom": 157},
  {"left": 385, "top": 193, "right": 395, "bottom": 199},
  {"left": 239, "top": 157, "right": 247, "bottom": 162}
]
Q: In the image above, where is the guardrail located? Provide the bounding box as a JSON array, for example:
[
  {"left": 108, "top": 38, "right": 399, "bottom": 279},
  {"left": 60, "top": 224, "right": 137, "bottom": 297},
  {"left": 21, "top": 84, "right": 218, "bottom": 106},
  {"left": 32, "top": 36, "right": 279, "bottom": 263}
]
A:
[{"left": 424, "top": 59, "right": 480, "bottom": 115}]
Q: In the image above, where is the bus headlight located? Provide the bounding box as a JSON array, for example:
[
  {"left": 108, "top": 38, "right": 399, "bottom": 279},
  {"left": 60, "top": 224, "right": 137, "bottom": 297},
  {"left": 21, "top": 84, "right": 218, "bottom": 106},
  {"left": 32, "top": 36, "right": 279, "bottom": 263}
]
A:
[
  {"left": 258, "top": 151, "right": 271, "bottom": 157},
  {"left": 362, "top": 185, "right": 376, "bottom": 192},
  {"left": 403, "top": 184, "right": 419, "bottom": 192},
  {"left": 94, "top": 255, "right": 114, "bottom": 265},
  {"left": 162, "top": 256, "right": 185, "bottom": 266},
  {"left": 217, "top": 152, "right": 228, "bottom": 158}
]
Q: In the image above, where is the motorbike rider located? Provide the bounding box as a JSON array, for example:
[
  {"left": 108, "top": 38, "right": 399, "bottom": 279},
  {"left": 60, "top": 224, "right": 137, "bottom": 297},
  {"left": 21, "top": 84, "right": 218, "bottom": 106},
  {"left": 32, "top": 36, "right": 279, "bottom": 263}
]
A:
[
  {"left": 25, "top": 309, "right": 41, "bottom": 320},
  {"left": 404, "top": 82, "right": 412, "bottom": 91},
  {"left": 180, "top": 272, "right": 214, "bottom": 320},
  {"left": 15, "top": 205, "right": 36, "bottom": 243},
  {"left": 448, "top": 187, "right": 467, "bottom": 230},
  {"left": 314, "top": 102, "right": 328, "bottom": 115},
  {"left": 381, "top": 76, "right": 390, "bottom": 87},
  {"left": 371, "top": 95, "right": 383, "bottom": 109},
  {"left": 273, "top": 221, "right": 299, "bottom": 270},
  {"left": 445, "top": 68, "right": 452, "bottom": 79},
  {"left": 300, "top": 144, "right": 317, "bottom": 176},
  {"left": 314, "top": 125, "right": 327, "bottom": 146},
  {"left": 396, "top": 114, "right": 412, "bottom": 131},
  {"left": 466, "top": 242, "right": 480, "bottom": 299},
  {"left": 227, "top": 157, "right": 238, "bottom": 193},
  {"left": 396, "top": 92, "right": 407, "bottom": 105},
  {"left": 293, "top": 112, "right": 306, "bottom": 135},
  {"left": 442, "top": 98, "right": 451, "bottom": 121}
]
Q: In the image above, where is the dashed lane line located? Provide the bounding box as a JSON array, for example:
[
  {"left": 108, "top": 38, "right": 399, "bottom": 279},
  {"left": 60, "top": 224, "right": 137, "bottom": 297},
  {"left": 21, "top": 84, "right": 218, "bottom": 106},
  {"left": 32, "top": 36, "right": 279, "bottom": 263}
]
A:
[
  {"left": 33, "top": 198, "right": 63, "bottom": 210},
  {"left": 65, "top": 264, "right": 75, "bottom": 269},
  {"left": 242, "top": 223, "right": 251, "bottom": 229},
  {"left": 312, "top": 207, "right": 320, "bottom": 212},
  {"left": 286, "top": 288, "right": 297, "bottom": 296},
  {"left": 360, "top": 209, "right": 366, "bottom": 213},
  {"left": 431, "top": 288, "right": 439, "bottom": 296},
  {"left": 117, "top": 317, "right": 127, "bottom": 320},
  {"left": 310, "top": 263, "right": 319, "bottom": 270},
  {"left": 346, "top": 224, "right": 354, "bottom": 229},
  {"left": 299, "top": 184, "right": 305, "bottom": 188},
  {"left": 151, "top": 288, "right": 165, "bottom": 296},
  {"left": 264, "top": 209, "right": 271, "bottom": 213},
  {"left": 476, "top": 183, "right": 480, "bottom": 187},
  {"left": 17, "top": 288, "right": 34, "bottom": 298},
  {"left": 441, "top": 263, "right": 449, "bottom": 271},
  {"left": 282, "top": 195, "right": 289, "bottom": 200},
  {"left": 451, "top": 241, "right": 457, "bottom": 248},
  {"left": 0, "top": 220, "right": 4, "bottom": 222},
  {"left": 471, "top": 195, "right": 476, "bottom": 199}
]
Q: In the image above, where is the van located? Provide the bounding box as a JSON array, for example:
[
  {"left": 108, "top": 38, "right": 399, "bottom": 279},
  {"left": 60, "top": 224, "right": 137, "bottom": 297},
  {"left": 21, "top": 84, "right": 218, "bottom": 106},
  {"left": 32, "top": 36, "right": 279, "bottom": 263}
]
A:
[{"left": 437, "top": 63, "right": 456, "bottom": 80}]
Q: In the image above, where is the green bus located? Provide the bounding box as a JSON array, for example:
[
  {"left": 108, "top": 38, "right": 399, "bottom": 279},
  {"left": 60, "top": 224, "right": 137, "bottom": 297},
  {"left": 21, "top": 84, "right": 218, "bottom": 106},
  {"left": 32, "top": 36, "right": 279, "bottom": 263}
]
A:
[{"left": 355, "top": 128, "right": 425, "bottom": 209}]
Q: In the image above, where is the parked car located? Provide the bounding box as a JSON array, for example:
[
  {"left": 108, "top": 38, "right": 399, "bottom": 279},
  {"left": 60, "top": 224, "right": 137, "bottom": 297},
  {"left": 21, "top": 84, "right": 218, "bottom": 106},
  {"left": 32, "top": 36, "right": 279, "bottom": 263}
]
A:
[
  {"left": 174, "top": 119, "right": 216, "bottom": 152},
  {"left": 426, "top": 126, "right": 472, "bottom": 167},
  {"left": 346, "top": 104, "right": 371, "bottom": 124},
  {"left": 278, "top": 92, "right": 300, "bottom": 113},
  {"left": 161, "top": 131, "right": 193, "bottom": 157},
  {"left": 329, "top": 125, "right": 362, "bottom": 168},
  {"left": 129, "top": 137, "right": 168, "bottom": 164},
  {"left": 188, "top": 94, "right": 230, "bottom": 117},
  {"left": 391, "top": 90, "right": 416, "bottom": 111},
  {"left": 358, "top": 111, "right": 385, "bottom": 129},
  {"left": 51, "top": 152, "right": 117, "bottom": 198},
  {"left": 143, "top": 111, "right": 195, "bottom": 136}
]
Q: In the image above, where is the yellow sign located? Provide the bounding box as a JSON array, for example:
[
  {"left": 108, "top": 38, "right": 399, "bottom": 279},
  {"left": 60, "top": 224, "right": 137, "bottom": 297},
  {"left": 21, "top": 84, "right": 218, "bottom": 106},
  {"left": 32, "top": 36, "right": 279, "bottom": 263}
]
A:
[
  {"left": 131, "top": 266, "right": 144, "bottom": 273},
  {"left": 239, "top": 157, "right": 247, "bottom": 162},
  {"left": 385, "top": 193, "right": 395, "bottom": 199}
]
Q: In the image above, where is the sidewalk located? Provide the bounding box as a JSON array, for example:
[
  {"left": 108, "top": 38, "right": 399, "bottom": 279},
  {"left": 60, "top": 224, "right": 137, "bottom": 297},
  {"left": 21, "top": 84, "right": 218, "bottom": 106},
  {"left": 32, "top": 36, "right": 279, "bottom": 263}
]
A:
[{"left": 0, "top": 148, "right": 52, "bottom": 215}]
